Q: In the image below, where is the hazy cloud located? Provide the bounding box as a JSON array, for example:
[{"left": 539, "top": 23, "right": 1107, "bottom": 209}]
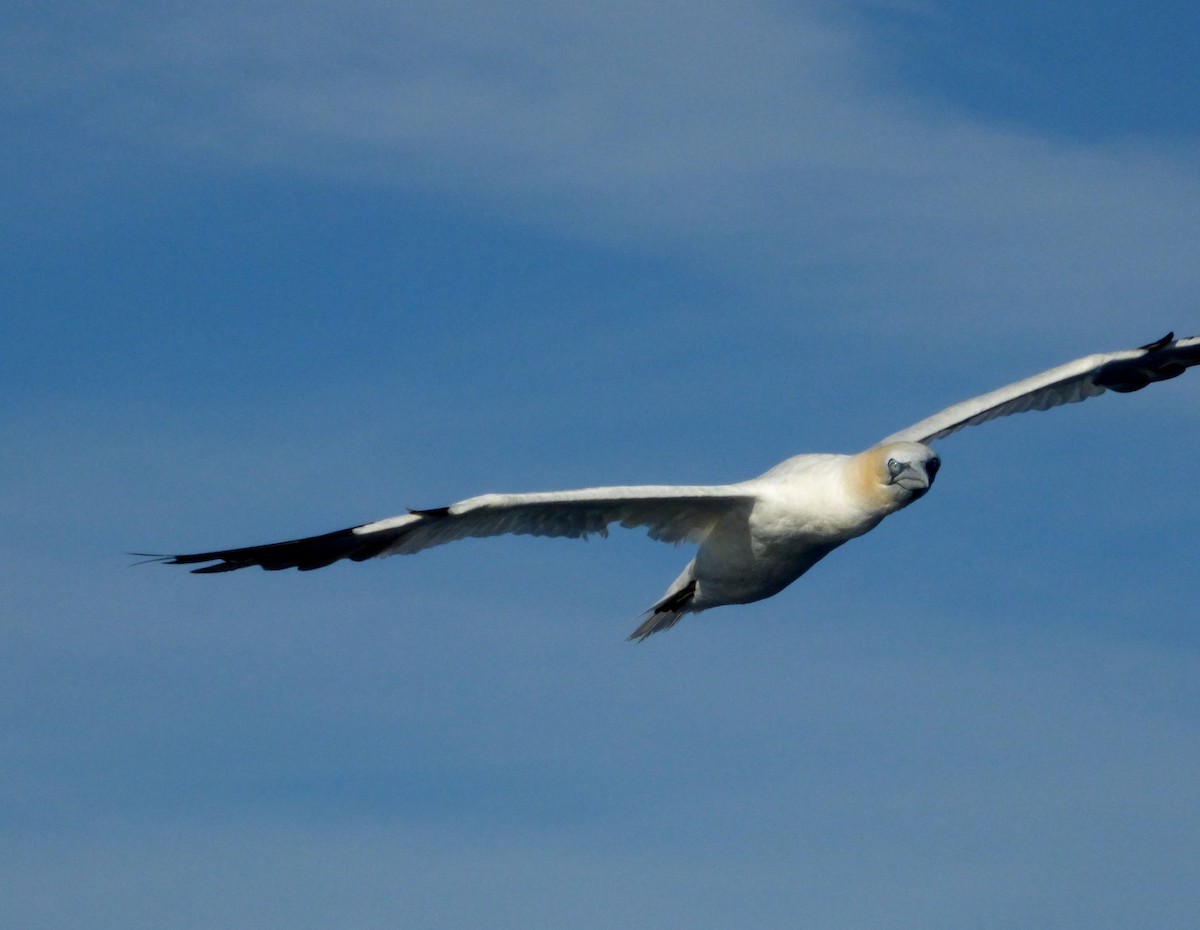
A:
[{"left": 7, "top": 1, "right": 1199, "bottom": 337}]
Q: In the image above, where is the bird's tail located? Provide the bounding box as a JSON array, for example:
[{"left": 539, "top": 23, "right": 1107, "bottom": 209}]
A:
[{"left": 629, "top": 578, "right": 697, "bottom": 642}]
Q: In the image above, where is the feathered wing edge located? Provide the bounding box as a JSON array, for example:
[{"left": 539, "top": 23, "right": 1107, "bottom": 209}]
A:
[
  {"left": 135, "top": 524, "right": 399, "bottom": 573},
  {"left": 881, "top": 333, "right": 1200, "bottom": 446},
  {"left": 140, "top": 485, "right": 754, "bottom": 576}
]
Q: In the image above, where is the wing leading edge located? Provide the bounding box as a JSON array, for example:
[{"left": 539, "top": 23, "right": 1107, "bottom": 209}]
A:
[{"left": 881, "top": 333, "right": 1200, "bottom": 446}]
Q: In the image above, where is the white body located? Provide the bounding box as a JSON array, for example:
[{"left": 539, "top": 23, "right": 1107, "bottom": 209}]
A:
[{"left": 684, "top": 454, "right": 899, "bottom": 610}]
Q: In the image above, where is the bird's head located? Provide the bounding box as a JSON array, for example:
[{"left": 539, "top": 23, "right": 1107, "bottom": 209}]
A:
[{"left": 863, "top": 441, "right": 941, "bottom": 509}]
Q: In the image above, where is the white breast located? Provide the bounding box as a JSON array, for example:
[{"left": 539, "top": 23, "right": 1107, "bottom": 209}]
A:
[{"left": 689, "top": 454, "right": 887, "bottom": 608}]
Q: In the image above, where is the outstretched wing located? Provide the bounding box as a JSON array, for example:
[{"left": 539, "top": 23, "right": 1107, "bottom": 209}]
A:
[
  {"left": 145, "top": 484, "right": 754, "bottom": 573},
  {"left": 880, "top": 333, "right": 1200, "bottom": 446}
]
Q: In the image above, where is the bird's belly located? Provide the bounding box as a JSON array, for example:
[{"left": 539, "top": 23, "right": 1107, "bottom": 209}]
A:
[
  {"left": 695, "top": 550, "right": 835, "bottom": 607},
  {"left": 691, "top": 520, "right": 845, "bottom": 608},
  {"left": 690, "top": 501, "right": 882, "bottom": 608}
]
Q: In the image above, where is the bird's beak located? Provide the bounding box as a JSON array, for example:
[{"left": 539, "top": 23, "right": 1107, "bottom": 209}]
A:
[{"left": 893, "top": 463, "right": 934, "bottom": 496}]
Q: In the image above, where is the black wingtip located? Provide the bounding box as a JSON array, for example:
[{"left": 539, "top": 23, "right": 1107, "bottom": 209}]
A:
[
  {"left": 128, "top": 552, "right": 173, "bottom": 567},
  {"left": 136, "top": 523, "right": 403, "bottom": 574},
  {"left": 1138, "top": 332, "right": 1175, "bottom": 351},
  {"left": 1095, "top": 332, "right": 1200, "bottom": 393}
]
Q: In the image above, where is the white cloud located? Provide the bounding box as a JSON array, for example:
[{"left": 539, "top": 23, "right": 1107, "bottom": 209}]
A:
[{"left": 8, "top": 0, "right": 1199, "bottom": 342}]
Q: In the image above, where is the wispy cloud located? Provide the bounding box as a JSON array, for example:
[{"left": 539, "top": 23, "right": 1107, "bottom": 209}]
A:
[{"left": 7, "top": 1, "right": 1199, "bottom": 340}]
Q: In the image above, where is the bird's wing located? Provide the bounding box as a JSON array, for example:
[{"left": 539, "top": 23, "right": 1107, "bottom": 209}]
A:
[
  {"left": 880, "top": 333, "right": 1200, "bottom": 445},
  {"left": 147, "top": 484, "right": 754, "bottom": 573}
]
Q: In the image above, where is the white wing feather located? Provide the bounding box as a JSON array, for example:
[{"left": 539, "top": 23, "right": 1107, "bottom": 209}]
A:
[
  {"left": 157, "top": 484, "right": 754, "bottom": 572},
  {"left": 881, "top": 334, "right": 1200, "bottom": 445},
  {"left": 362, "top": 484, "right": 753, "bottom": 551}
]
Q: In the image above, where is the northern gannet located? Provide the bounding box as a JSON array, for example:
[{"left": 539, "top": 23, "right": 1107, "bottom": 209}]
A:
[{"left": 147, "top": 333, "right": 1200, "bottom": 639}]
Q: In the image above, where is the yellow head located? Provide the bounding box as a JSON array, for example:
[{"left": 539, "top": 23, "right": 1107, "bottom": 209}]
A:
[{"left": 849, "top": 441, "right": 941, "bottom": 514}]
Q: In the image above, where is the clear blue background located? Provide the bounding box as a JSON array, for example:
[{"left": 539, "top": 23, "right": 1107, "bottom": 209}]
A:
[{"left": 3, "top": 2, "right": 1198, "bottom": 927}]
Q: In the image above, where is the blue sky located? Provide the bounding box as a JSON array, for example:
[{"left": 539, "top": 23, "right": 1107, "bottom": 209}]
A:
[{"left": 3, "top": 1, "right": 1199, "bottom": 927}]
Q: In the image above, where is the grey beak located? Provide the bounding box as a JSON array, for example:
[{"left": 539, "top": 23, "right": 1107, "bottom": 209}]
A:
[{"left": 894, "top": 462, "right": 934, "bottom": 495}]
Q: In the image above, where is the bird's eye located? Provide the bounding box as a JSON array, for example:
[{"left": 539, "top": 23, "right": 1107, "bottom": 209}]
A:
[
  {"left": 886, "top": 458, "right": 905, "bottom": 477},
  {"left": 926, "top": 457, "right": 941, "bottom": 477}
]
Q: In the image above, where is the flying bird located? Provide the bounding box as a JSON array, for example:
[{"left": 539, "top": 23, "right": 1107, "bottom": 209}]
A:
[{"left": 148, "top": 334, "right": 1200, "bottom": 640}]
